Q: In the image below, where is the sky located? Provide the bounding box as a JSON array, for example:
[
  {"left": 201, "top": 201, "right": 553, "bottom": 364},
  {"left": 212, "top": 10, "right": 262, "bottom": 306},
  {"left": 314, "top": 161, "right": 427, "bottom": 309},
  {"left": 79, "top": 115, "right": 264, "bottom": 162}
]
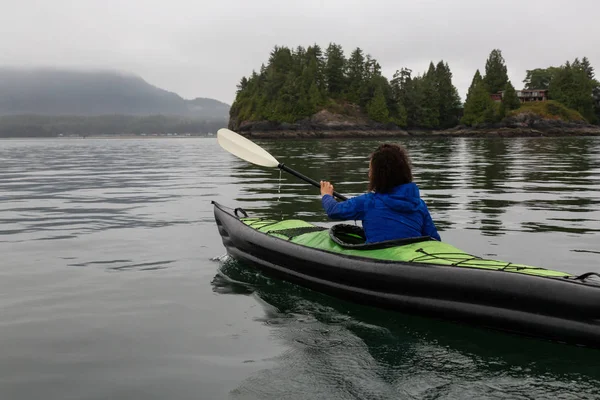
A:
[{"left": 2, "top": 0, "right": 599, "bottom": 105}]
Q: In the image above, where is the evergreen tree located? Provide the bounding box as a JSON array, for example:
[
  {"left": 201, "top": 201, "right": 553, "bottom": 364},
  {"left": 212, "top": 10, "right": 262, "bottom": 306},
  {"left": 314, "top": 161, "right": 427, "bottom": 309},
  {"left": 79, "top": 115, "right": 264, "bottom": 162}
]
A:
[
  {"left": 390, "top": 68, "right": 411, "bottom": 127},
  {"left": 367, "top": 85, "right": 389, "bottom": 123},
  {"left": 233, "top": 43, "right": 577, "bottom": 129},
  {"left": 390, "top": 100, "right": 408, "bottom": 127},
  {"left": 419, "top": 62, "right": 440, "bottom": 128},
  {"left": 236, "top": 76, "right": 248, "bottom": 94},
  {"left": 308, "top": 82, "right": 322, "bottom": 114},
  {"left": 581, "top": 57, "right": 600, "bottom": 124},
  {"left": 580, "top": 57, "right": 595, "bottom": 80},
  {"left": 345, "top": 48, "right": 366, "bottom": 103},
  {"left": 324, "top": 43, "right": 346, "bottom": 96},
  {"left": 435, "top": 61, "right": 462, "bottom": 128},
  {"left": 461, "top": 76, "right": 497, "bottom": 126},
  {"left": 306, "top": 44, "right": 326, "bottom": 90},
  {"left": 465, "top": 70, "right": 483, "bottom": 104},
  {"left": 263, "top": 46, "right": 293, "bottom": 100},
  {"left": 549, "top": 60, "right": 595, "bottom": 122},
  {"left": 404, "top": 76, "right": 426, "bottom": 128},
  {"left": 523, "top": 67, "right": 560, "bottom": 90},
  {"left": 483, "top": 49, "right": 509, "bottom": 94},
  {"left": 499, "top": 81, "right": 520, "bottom": 117},
  {"left": 523, "top": 57, "right": 598, "bottom": 124},
  {"left": 390, "top": 69, "right": 403, "bottom": 103},
  {"left": 357, "top": 55, "right": 385, "bottom": 107},
  {"left": 364, "top": 55, "right": 382, "bottom": 79},
  {"left": 503, "top": 81, "right": 520, "bottom": 110}
]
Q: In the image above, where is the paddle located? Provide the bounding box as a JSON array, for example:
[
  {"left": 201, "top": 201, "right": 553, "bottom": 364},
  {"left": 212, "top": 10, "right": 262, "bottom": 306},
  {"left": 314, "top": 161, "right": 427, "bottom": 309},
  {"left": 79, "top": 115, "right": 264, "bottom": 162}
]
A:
[{"left": 217, "top": 128, "right": 348, "bottom": 201}]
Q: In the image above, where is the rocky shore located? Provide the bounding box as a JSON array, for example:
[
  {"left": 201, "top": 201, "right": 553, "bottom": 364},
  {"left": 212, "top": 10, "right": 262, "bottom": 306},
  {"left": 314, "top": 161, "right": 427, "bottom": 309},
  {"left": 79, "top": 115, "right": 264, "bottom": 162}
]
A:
[{"left": 232, "top": 110, "right": 600, "bottom": 139}]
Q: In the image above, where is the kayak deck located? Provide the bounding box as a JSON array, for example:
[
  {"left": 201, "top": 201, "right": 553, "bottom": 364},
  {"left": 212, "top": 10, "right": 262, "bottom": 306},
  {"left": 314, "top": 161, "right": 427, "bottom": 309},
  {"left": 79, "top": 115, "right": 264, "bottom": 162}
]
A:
[
  {"left": 213, "top": 202, "right": 600, "bottom": 348},
  {"left": 241, "top": 217, "right": 572, "bottom": 279}
]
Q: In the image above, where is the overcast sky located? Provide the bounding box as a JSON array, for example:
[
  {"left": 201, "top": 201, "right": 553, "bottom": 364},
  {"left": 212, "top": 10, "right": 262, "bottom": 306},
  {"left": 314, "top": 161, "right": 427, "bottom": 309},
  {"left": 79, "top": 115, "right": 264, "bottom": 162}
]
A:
[{"left": 2, "top": 0, "right": 599, "bottom": 105}]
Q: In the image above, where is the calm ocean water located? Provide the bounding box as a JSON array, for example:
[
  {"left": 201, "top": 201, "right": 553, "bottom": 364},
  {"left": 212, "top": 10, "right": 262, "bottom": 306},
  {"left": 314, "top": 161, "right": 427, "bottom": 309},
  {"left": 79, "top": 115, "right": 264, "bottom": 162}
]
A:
[{"left": 1, "top": 136, "right": 599, "bottom": 399}]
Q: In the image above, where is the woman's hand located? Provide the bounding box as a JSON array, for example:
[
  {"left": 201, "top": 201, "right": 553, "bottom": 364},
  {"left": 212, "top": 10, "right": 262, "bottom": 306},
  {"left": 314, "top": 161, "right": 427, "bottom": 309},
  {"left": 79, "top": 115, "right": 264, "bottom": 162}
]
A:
[{"left": 320, "top": 180, "right": 334, "bottom": 197}]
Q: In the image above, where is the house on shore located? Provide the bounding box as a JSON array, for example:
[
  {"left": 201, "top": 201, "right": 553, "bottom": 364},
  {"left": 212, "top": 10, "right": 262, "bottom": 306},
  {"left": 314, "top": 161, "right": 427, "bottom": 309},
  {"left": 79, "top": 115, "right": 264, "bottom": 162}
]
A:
[{"left": 491, "top": 89, "right": 548, "bottom": 103}]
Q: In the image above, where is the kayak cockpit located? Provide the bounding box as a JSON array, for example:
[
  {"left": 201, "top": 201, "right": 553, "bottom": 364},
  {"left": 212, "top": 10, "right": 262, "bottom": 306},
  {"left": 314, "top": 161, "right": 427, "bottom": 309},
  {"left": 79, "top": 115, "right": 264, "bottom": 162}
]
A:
[{"left": 328, "top": 223, "right": 434, "bottom": 250}]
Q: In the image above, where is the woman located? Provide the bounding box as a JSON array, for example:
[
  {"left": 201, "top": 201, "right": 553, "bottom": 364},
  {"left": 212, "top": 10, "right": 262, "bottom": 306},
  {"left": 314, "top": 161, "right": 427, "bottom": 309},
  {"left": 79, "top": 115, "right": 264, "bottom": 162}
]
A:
[{"left": 320, "top": 143, "right": 441, "bottom": 243}]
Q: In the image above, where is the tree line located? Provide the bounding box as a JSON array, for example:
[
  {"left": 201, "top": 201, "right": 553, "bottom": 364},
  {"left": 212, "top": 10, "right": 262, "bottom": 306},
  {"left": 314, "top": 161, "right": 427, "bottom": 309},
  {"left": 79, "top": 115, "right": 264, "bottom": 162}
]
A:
[
  {"left": 462, "top": 50, "right": 600, "bottom": 125},
  {"left": 0, "top": 115, "right": 226, "bottom": 138},
  {"left": 231, "top": 44, "right": 600, "bottom": 129},
  {"left": 231, "top": 44, "right": 462, "bottom": 129},
  {"left": 524, "top": 57, "right": 599, "bottom": 124}
]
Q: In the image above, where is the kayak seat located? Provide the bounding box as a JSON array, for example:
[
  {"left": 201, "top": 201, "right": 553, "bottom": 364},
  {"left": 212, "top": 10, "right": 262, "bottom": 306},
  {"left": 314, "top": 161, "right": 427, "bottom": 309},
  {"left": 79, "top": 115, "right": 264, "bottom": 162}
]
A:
[{"left": 329, "top": 224, "right": 434, "bottom": 250}]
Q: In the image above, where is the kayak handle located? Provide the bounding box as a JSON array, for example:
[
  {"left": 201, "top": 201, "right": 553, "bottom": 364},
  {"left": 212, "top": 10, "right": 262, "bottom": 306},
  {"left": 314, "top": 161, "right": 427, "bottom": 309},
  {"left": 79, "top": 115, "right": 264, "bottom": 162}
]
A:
[{"left": 234, "top": 208, "right": 249, "bottom": 218}]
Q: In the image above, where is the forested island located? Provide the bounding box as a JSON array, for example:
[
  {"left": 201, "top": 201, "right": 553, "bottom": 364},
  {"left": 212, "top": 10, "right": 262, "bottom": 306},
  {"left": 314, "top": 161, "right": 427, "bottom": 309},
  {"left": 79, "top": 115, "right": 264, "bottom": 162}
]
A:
[{"left": 229, "top": 45, "right": 600, "bottom": 137}]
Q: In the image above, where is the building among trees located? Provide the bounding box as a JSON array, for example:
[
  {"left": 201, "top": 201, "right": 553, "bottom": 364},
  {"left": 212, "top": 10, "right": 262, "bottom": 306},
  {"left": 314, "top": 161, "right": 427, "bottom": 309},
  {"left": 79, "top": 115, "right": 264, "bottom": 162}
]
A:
[{"left": 491, "top": 89, "right": 548, "bottom": 103}]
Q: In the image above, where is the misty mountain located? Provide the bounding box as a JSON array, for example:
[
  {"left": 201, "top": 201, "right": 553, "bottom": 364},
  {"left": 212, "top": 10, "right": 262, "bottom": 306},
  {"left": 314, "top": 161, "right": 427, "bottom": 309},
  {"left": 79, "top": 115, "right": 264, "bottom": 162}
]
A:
[{"left": 0, "top": 68, "right": 230, "bottom": 118}]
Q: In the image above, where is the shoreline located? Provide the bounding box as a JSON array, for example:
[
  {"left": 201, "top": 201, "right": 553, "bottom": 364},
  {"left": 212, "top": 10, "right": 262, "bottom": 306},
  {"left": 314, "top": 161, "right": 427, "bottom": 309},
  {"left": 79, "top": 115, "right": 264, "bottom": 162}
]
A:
[
  {"left": 231, "top": 108, "right": 600, "bottom": 139},
  {"left": 3, "top": 126, "right": 600, "bottom": 140},
  {"left": 0, "top": 135, "right": 213, "bottom": 140},
  {"left": 240, "top": 126, "right": 600, "bottom": 139}
]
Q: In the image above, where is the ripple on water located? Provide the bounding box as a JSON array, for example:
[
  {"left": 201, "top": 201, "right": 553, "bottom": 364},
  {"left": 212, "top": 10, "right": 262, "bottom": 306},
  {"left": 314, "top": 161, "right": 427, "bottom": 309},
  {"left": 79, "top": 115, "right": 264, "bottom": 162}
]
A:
[
  {"left": 217, "top": 256, "right": 600, "bottom": 400},
  {"left": 1, "top": 137, "right": 600, "bottom": 400}
]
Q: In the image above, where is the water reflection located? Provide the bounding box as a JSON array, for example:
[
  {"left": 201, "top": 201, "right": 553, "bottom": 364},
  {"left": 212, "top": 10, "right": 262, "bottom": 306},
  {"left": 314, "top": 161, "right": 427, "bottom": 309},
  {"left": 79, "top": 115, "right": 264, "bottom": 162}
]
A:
[
  {"left": 0, "top": 139, "right": 217, "bottom": 244},
  {"left": 213, "top": 258, "right": 600, "bottom": 400},
  {"left": 2, "top": 136, "right": 598, "bottom": 399},
  {"left": 230, "top": 137, "right": 600, "bottom": 238}
]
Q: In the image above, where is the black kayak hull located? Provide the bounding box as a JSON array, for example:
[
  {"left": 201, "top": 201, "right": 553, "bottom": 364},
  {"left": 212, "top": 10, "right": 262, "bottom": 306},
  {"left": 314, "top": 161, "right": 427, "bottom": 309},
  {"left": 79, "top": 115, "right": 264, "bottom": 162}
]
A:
[{"left": 212, "top": 202, "right": 600, "bottom": 348}]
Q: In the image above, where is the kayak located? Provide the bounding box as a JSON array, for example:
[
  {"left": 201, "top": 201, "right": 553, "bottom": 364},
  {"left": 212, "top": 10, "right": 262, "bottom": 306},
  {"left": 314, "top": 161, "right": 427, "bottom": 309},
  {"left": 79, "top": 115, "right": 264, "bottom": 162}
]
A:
[{"left": 212, "top": 201, "right": 600, "bottom": 348}]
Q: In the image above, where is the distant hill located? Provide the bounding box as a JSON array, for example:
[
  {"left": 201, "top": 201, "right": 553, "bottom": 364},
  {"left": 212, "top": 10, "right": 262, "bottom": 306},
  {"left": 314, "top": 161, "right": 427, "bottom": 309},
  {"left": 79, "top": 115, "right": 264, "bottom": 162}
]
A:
[{"left": 0, "top": 68, "right": 230, "bottom": 118}]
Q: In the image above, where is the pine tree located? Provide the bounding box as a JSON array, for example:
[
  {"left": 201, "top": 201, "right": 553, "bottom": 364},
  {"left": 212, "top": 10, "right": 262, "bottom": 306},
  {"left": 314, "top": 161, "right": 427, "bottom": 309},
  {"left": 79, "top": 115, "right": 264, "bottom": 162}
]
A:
[
  {"left": 580, "top": 57, "right": 595, "bottom": 80},
  {"left": 308, "top": 82, "right": 322, "bottom": 114},
  {"left": 389, "top": 100, "right": 407, "bottom": 127},
  {"left": 306, "top": 44, "right": 326, "bottom": 91},
  {"left": 435, "top": 61, "right": 462, "bottom": 128},
  {"left": 461, "top": 77, "right": 498, "bottom": 126},
  {"left": 364, "top": 55, "right": 382, "bottom": 79},
  {"left": 404, "top": 76, "right": 426, "bottom": 128},
  {"left": 523, "top": 67, "right": 560, "bottom": 90},
  {"left": 502, "top": 81, "right": 520, "bottom": 110},
  {"left": 324, "top": 43, "right": 346, "bottom": 97},
  {"left": 346, "top": 48, "right": 366, "bottom": 103},
  {"left": 357, "top": 55, "right": 385, "bottom": 108},
  {"left": 465, "top": 70, "right": 483, "bottom": 104},
  {"left": 419, "top": 62, "right": 440, "bottom": 128},
  {"left": 390, "top": 70, "right": 403, "bottom": 103},
  {"left": 581, "top": 57, "right": 600, "bottom": 124},
  {"left": 367, "top": 85, "right": 389, "bottom": 123},
  {"left": 550, "top": 60, "right": 595, "bottom": 122},
  {"left": 236, "top": 77, "right": 248, "bottom": 94},
  {"left": 483, "top": 49, "right": 509, "bottom": 94},
  {"left": 390, "top": 68, "right": 411, "bottom": 127}
]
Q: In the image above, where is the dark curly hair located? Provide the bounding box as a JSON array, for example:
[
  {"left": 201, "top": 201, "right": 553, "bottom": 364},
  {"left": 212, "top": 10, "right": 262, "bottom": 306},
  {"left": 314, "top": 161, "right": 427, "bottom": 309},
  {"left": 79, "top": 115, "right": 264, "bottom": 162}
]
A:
[{"left": 368, "top": 143, "right": 413, "bottom": 193}]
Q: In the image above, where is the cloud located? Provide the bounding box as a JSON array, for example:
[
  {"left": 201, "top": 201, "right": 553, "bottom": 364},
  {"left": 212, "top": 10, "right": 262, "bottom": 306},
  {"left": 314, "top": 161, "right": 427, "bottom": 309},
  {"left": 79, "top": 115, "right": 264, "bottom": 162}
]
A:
[{"left": 2, "top": 0, "right": 599, "bottom": 104}]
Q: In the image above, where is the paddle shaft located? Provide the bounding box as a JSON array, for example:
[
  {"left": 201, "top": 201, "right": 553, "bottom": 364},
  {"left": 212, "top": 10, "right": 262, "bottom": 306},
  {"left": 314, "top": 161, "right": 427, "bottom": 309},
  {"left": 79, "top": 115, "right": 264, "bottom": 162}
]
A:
[{"left": 278, "top": 163, "right": 348, "bottom": 201}]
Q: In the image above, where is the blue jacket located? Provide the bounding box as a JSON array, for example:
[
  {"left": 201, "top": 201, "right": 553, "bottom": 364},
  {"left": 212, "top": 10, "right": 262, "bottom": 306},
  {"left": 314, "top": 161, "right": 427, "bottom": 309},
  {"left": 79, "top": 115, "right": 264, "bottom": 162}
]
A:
[{"left": 321, "top": 182, "right": 441, "bottom": 243}]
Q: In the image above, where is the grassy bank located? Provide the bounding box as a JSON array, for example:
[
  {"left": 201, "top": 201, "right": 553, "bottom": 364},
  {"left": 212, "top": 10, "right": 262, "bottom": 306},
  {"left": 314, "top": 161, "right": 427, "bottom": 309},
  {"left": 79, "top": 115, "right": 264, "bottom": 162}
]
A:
[{"left": 508, "top": 101, "right": 585, "bottom": 122}]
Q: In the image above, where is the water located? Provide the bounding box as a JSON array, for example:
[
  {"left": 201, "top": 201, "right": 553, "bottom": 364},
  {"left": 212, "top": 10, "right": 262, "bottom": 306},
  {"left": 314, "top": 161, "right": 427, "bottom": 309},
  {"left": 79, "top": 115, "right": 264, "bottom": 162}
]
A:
[{"left": 0, "top": 136, "right": 599, "bottom": 399}]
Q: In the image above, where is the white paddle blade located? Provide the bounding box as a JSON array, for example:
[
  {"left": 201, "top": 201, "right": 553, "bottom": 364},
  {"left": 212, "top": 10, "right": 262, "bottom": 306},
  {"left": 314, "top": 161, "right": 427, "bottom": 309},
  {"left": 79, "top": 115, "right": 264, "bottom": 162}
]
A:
[{"left": 217, "top": 128, "right": 280, "bottom": 168}]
